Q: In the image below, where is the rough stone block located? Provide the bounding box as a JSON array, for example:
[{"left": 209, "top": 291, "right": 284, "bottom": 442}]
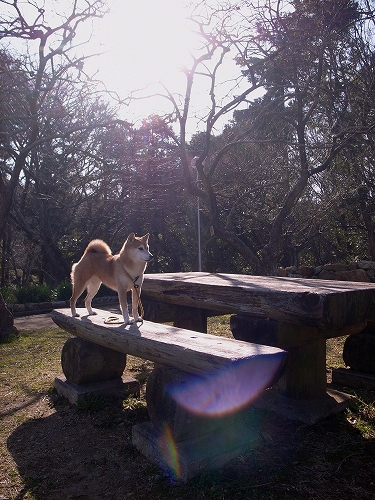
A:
[
  {"left": 297, "top": 266, "right": 315, "bottom": 277},
  {"left": 253, "top": 387, "right": 354, "bottom": 425},
  {"left": 54, "top": 373, "right": 140, "bottom": 405},
  {"left": 335, "top": 269, "right": 370, "bottom": 282},
  {"left": 132, "top": 419, "right": 260, "bottom": 482},
  {"left": 323, "top": 263, "right": 349, "bottom": 272},
  {"left": 356, "top": 260, "right": 375, "bottom": 271}
]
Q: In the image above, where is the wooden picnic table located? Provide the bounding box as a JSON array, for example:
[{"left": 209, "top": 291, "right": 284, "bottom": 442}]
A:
[{"left": 141, "top": 272, "right": 375, "bottom": 423}]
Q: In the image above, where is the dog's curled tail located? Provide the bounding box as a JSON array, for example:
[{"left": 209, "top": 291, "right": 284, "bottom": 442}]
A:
[{"left": 84, "top": 239, "right": 112, "bottom": 255}]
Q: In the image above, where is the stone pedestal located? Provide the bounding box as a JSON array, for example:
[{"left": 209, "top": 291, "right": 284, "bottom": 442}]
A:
[
  {"left": 252, "top": 387, "right": 353, "bottom": 425},
  {"left": 230, "top": 315, "right": 327, "bottom": 399},
  {"left": 54, "top": 373, "right": 140, "bottom": 405},
  {"left": 143, "top": 299, "right": 208, "bottom": 333},
  {"left": 132, "top": 419, "right": 260, "bottom": 482},
  {"left": 230, "top": 315, "right": 354, "bottom": 422},
  {"left": 132, "top": 365, "right": 261, "bottom": 481}
]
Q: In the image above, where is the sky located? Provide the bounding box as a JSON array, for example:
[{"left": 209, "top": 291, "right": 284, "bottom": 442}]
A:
[
  {"left": 82, "top": 0, "right": 249, "bottom": 132},
  {"left": 2, "top": 0, "right": 251, "bottom": 133},
  {"left": 86, "top": 0, "right": 194, "bottom": 114}
]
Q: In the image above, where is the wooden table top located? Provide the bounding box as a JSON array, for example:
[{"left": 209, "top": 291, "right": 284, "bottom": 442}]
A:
[{"left": 142, "top": 272, "right": 375, "bottom": 330}]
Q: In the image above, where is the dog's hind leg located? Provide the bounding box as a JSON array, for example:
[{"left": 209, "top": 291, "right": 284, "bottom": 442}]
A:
[
  {"left": 85, "top": 278, "right": 102, "bottom": 315},
  {"left": 70, "top": 281, "right": 88, "bottom": 317}
]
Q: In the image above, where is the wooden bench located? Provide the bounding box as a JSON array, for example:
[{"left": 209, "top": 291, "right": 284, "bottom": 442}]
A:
[{"left": 51, "top": 307, "right": 287, "bottom": 481}]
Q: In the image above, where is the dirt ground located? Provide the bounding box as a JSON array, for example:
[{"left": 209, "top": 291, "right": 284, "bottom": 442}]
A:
[{"left": 1, "top": 316, "right": 375, "bottom": 500}]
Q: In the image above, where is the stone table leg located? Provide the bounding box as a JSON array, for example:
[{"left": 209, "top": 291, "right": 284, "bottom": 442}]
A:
[
  {"left": 142, "top": 299, "right": 208, "bottom": 333},
  {"left": 230, "top": 315, "right": 358, "bottom": 423},
  {"left": 173, "top": 306, "right": 207, "bottom": 333},
  {"left": 278, "top": 338, "right": 327, "bottom": 399}
]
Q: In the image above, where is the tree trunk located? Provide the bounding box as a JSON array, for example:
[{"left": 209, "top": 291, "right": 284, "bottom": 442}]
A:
[{"left": 0, "top": 293, "right": 18, "bottom": 341}]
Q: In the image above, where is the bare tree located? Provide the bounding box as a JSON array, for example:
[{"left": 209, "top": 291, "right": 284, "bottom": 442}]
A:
[
  {"left": 0, "top": 0, "right": 114, "bottom": 241},
  {"left": 138, "top": 0, "right": 375, "bottom": 274}
]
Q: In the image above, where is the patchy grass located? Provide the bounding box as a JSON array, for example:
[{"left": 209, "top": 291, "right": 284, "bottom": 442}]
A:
[
  {"left": 326, "top": 336, "right": 347, "bottom": 370},
  {"left": 207, "top": 314, "right": 232, "bottom": 337},
  {"left": 1, "top": 319, "right": 375, "bottom": 500},
  {"left": 0, "top": 327, "right": 72, "bottom": 399}
]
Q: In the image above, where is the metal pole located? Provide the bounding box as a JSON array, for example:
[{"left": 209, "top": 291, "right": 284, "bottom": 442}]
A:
[
  {"left": 197, "top": 168, "right": 202, "bottom": 272},
  {"left": 192, "top": 157, "right": 202, "bottom": 272}
]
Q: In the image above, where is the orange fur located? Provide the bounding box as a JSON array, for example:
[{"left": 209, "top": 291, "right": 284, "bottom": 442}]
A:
[{"left": 70, "top": 233, "right": 153, "bottom": 324}]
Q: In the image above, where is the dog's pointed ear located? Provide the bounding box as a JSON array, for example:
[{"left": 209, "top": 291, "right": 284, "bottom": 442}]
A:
[
  {"left": 127, "top": 232, "right": 135, "bottom": 243},
  {"left": 142, "top": 233, "right": 150, "bottom": 242}
]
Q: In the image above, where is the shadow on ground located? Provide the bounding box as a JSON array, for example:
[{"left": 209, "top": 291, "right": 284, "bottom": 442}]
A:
[
  {"left": 7, "top": 390, "right": 375, "bottom": 500},
  {"left": 7, "top": 397, "right": 156, "bottom": 500}
]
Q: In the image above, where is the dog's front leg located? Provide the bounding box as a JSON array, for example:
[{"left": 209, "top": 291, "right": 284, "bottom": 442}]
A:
[
  {"left": 70, "top": 300, "right": 79, "bottom": 318},
  {"left": 131, "top": 287, "right": 142, "bottom": 322},
  {"left": 118, "top": 288, "right": 131, "bottom": 324}
]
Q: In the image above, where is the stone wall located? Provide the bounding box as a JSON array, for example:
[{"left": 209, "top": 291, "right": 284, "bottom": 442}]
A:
[
  {"left": 9, "top": 295, "right": 119, "bottom": 316},
  {"left": 277, "top": 260, "right": 375, "bottom": 283}
]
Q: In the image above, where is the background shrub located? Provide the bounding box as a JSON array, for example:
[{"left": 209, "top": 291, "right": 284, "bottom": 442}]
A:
[
  {"left": 15, "top": 284, "right": 53, "bottom": 304},
  {"left": 56, "top": 281, "right": 72, "bottom": 301}
]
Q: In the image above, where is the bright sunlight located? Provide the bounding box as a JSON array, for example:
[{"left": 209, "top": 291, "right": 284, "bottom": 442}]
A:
[
  {"left": 84, "top": 0, "right": 250, "bottom": 132},
  {"left": 89, "top": 0, "right": 197, "bottom": 116}
]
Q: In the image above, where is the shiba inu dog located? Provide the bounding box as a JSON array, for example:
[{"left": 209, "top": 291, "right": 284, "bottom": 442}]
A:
[{"left": 70, "top": 233, "right": 153, "bottom": 324}]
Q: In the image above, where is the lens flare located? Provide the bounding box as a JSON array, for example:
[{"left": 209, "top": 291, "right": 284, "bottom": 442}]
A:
[
  {"left": 157, "top": 425, "right": 180, "bottom": 480},
  {"left": 167, "top": 353, "right": 286, "bottom": 416}
]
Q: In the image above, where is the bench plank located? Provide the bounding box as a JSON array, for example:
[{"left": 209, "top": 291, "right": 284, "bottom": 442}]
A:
[{"left": 51, "top": 308, "right": 286, "bottom": 377}]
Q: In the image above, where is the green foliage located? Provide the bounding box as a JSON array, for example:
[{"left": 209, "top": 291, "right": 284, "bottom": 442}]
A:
[
  {"left": 8, "top": 281, "right": 118, "bottom": 304},
  {"left": 122, "top": 395, "right": 149, "bottom": 423},
  {"left": 55, "top": 281, "right": 72, "bottom": 301},
  {"left": 15, "top": 284, "right": 53, "bottom": 304},
  {"left": 122, "top": 395, "right": 146, "bottom": 411}
]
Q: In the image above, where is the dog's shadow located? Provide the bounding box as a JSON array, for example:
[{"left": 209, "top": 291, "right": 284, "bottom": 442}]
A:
[{"left": 78, "top": 312, "right": 144, "bottom": 337}]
